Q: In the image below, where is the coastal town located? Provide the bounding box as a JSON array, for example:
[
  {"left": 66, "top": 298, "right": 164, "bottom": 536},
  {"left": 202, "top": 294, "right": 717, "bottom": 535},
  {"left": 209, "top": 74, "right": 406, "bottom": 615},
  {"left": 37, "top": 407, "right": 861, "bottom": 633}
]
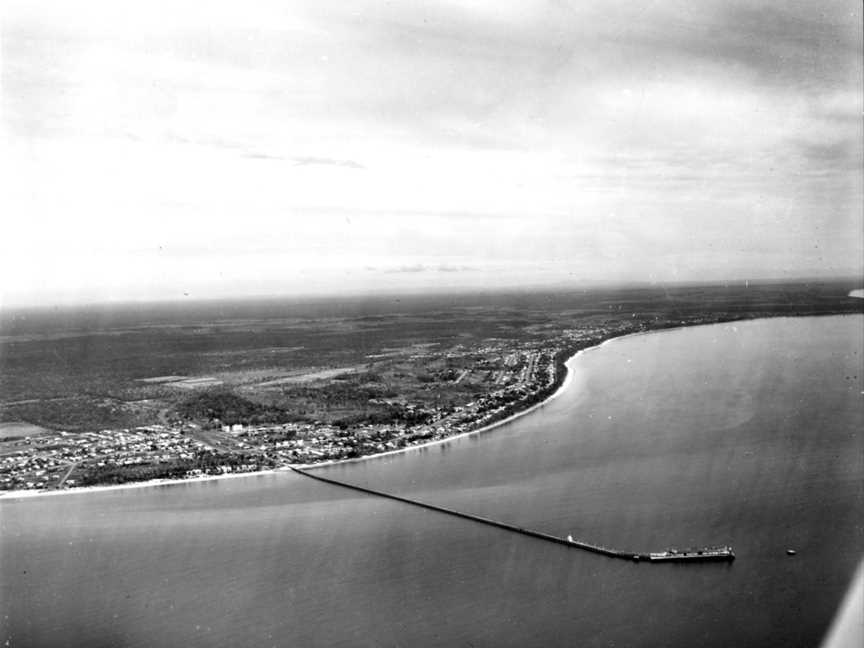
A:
[
  {"left": 0, "top": 340, "right": 571, "bottom": 491},
  {"left": 1, "top": 312, "right": 651, "bottom": 492},
  {"left": 3, "top": 283, "right": 861, "bottom": 494}
]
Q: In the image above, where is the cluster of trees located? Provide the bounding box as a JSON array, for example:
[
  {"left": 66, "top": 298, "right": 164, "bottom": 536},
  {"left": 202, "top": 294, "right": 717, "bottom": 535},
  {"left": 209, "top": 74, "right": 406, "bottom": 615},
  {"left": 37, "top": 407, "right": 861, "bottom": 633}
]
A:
[
  {"left": 333, "top": 411, "right": 393, "bottom": 428},
  {"left": 3, "top": 397, "right": 144, "bottom": 433},
  {"left": 331, "top": 404, "right": 433, "bottom": 429},
  {"left": 175, "top": 383, "right": 436, "bottom": 431},
  {"left": 175, "top": 390, "right": 301, "bottom": 426},
  {"left": 240, "top": 428, "right": 298, "bottom": 444},
  {"left": 283, "top": 379, "right": 398, "bottom": 408},
  {"left": 78, "top": 450, "right": 275, "bottom": 486}
]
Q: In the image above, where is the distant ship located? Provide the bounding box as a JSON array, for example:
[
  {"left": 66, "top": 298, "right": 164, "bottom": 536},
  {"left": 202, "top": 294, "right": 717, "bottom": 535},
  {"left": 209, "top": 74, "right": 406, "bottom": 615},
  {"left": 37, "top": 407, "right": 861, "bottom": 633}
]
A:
[{"left": 648, "top": 547, "right": 735, "bottom": 562}]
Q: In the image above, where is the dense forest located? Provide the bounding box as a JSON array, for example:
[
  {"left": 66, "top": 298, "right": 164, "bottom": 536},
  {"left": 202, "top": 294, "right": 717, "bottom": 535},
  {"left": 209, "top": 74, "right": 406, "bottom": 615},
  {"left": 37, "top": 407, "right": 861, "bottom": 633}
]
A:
[{"left": 174, "top": 391, "right": 299, "bottom": 426}]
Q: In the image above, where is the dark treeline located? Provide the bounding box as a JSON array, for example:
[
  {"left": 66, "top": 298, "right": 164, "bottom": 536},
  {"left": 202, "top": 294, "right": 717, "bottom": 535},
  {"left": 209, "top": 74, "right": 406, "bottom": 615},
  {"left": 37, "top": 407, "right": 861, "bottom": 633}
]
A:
[
  {"left": 78, "top": 450, "right": 275, "bottom": 486},
  {"left": 4, "top": 279, "right": 860, "bottom": 336},
  {"left": 174, "top": 390, "right": 304, "bottom": 426}
]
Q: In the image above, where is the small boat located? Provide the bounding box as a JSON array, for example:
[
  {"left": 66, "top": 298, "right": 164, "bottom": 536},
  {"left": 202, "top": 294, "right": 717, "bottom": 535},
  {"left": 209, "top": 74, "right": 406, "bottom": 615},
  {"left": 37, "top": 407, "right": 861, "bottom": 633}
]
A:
[{"left": 786, "top": 549, "right": 797, "bottom": 556}]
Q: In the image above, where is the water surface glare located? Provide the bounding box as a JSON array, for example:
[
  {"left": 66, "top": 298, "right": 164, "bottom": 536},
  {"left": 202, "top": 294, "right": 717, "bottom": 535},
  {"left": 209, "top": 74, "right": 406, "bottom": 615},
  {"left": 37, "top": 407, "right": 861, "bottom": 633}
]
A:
[{"left": 2, "top": 315, "right": 861, "bottom": 647}]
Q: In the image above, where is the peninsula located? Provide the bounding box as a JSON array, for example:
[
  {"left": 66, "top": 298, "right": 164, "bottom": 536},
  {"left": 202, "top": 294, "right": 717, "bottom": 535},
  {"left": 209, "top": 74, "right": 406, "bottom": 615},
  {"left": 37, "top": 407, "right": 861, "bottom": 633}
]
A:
[{"left": 1, "top": 280, "right": 861, "bottom": 493}]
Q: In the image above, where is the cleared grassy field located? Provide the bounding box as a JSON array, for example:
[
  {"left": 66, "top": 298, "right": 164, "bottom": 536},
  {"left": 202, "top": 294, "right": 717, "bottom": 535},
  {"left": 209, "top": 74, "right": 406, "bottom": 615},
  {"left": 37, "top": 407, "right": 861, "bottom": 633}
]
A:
[{"left": 0, "top": 422, "right": 51, "bottom": 439}]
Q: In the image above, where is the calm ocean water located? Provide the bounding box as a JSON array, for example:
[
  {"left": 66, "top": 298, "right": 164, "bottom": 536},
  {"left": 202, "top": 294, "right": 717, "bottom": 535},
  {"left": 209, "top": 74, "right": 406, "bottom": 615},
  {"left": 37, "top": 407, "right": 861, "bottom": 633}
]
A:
[{"left": 2, "top": 315, "right": 861, "bottom": 647}]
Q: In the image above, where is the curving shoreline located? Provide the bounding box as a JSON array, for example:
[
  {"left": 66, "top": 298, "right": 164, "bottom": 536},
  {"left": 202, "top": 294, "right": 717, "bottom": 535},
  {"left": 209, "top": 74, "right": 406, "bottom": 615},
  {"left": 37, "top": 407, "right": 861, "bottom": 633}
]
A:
[
  {"left": 2, "top": 313, "right": 858, "bottom": 500},
  {"left": 0, "top": 352, "right": 584, "bottom": 501},
  {"left": 297, "top": 327, "right": 669, "bottom": 471},
  {"left": 0, "top": 339, "right": 598, "bottom": 499}
]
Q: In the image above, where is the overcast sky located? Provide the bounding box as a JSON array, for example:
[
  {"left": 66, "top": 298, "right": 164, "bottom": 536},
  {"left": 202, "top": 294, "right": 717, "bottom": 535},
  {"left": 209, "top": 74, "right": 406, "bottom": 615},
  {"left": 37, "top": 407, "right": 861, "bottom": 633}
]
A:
[{"left": 1, "top": 0, "right": 861, "bottom": 306}]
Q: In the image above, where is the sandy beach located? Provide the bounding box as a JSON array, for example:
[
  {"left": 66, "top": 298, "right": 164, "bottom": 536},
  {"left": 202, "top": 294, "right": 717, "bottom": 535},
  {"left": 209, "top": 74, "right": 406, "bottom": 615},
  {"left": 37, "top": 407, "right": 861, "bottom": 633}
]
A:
[{"left": 0, "top": 466, "right": 297, "bottom": 500}]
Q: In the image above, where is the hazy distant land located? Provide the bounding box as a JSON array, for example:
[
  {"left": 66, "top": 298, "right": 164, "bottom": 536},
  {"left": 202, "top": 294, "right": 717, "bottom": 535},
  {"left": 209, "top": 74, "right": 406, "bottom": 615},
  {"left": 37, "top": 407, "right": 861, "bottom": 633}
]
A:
[{"left": 1, "top": 280, "right": 861, "bottom": 492}]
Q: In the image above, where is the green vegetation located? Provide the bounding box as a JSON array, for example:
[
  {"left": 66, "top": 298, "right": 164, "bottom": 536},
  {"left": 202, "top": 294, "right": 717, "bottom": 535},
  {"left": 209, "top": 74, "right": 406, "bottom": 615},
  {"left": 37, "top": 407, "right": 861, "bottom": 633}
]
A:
[
  {"left": 77, "top": 450, "right": 275, "bottom": 486},
  {"left": 0, "top": 396, "right": 161, "bottom": 432},
  {"left": 3, "top": 281, "right": 862, "bottom": 490},
  {"left": 174, "top": 390, "right": 301, "bottom": 426},
  {"left": 1, "top": 281, "right": 861, "bottom": 435}
]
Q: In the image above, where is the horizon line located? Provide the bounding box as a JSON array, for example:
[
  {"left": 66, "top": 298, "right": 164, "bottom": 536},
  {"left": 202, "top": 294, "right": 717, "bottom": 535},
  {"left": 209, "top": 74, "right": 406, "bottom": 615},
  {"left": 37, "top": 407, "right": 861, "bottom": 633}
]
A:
[{"left": 2, "top": 275, "right": 862, "bottom": 314}]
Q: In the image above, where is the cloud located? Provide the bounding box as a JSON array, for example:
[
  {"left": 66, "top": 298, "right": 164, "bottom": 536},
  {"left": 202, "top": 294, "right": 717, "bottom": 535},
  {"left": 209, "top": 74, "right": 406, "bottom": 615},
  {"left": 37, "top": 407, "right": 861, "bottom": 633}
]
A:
[
  {"left": 244, "top": 152, "right": 284, "bottom": 161},
  {"left": 169, "top": 138, "right": 364, "bottom": 169},
  {"left": 381, "top": 264, "right": 477, "bottom": 274},
  {"left": 170, "top": 137, "right": 365, "bottom": 168},
  {"left": 1, "top": 0, "right": 861, "bottom": 306},
  {"left": 383, "top": 264, "right": 428, "bottom": 274},
  {"left": 608, "top": 2, "right": 861, "bottom": 91},
  {"left": 795, "top": 138, "right": 860, "bottom": 169},
  {"left": 292, "top": 157, "right": 365, "bottom": 170},
  {"left": 436, "top": 264, "right": 476, "bottom": 273}
]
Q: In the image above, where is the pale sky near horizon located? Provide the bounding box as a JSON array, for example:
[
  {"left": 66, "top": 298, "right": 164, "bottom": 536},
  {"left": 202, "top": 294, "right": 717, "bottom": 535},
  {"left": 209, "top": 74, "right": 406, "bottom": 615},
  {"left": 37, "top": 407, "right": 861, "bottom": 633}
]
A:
[{"left": 1, "top": 0, "right": 862, "bottom": 306}]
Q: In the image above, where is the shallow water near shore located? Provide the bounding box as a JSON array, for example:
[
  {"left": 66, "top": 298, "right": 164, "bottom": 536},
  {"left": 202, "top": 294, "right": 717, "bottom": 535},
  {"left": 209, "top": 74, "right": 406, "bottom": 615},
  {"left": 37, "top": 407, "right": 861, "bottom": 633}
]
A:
[{"left": 2, "top": 315, "right": 862, "bottom": 647}]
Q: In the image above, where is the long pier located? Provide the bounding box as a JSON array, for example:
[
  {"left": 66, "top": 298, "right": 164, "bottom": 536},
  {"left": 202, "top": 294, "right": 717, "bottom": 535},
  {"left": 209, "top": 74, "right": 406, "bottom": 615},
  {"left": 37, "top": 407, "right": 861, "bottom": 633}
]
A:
[{"left": 290, "top": 466, "right": 654, "bottom": 561}]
